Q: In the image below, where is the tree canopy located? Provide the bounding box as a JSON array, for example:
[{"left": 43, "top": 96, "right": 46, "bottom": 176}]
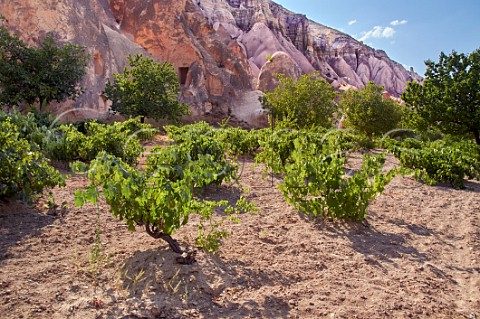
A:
[
  {"left": 0, "top": 25, "right": 89, "bottom": 107},
  {"left": 402, "top": 49, "right": 480, "bottom": 145},
  {"left": 103, "top": 53, "right": 189, "bottom": 123},
  {"left": 260, "top": 72, "right": 338, "bottom": 129},
  {"left": 339, "top": 81, "right": 402, "bottom": 138}
]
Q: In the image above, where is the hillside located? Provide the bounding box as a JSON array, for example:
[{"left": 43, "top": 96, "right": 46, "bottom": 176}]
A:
[{"left": 0, "top": 0, "right": 421, "bottom": 125}]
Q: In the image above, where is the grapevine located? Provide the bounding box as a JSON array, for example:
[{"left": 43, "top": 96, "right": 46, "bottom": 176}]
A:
[
  {"left": 46, "top": 118, "right": 155, "bottom": 164},
  {"left": 386, "top": 138, "right": 480, "bottom": 188},
  {"left": 74, "top": 124, "right": 253, "bottom": 261},
  {"left": 278, "top": 137, "right": 395, "bottom": 221},
  {"left": 0, "top": 115, "right": 65, "bottom": 201}
]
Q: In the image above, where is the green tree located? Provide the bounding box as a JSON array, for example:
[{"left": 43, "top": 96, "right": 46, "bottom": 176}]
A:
[
  {"left": 0, "top": 26, "right": 89, "bottom": 107},
  {"left": 339, "top": 81, "right": 402, "bottom": 138},
  {"left": 103, "top": 53, "right": 189, "bottom": 123},
  {"left": 260, "top": 72, "right": 338, "bottom": 129},
  {"left": 402, "top": 49, "right": 480, "bottom": 145}
]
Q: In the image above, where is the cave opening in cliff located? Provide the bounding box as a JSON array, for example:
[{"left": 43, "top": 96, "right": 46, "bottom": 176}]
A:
[{"left": 179, "top": 67, "right": 189, "bottom": 85}]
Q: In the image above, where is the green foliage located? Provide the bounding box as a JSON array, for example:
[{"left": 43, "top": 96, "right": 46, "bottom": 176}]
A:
[
  {"left": 73, "top": 145, "right": 247, "bottom": 252},
  {"left": 250, "top": 126, "right": 394, "bottom": 221},
  {"left": 278, "top": 137, "right": 394, "bottom": 221},
  {"left": 0, "top": 116, "right": 65, "bottom": 201},
  {"left": 158, "top": 122, "right": 237, "bottom": 185},
  {"left": 118, "top": 117, "right": 157, "bottom": 141},
  {"left": 195, "top": 201, "right": 231, "bottom": 253},
  {"left": 339, "top": 81, "right": 402, "bottom": 138},
  {"left": 254, "top": 127, "right": 374, "bottom": 174},
  {"left": 195, "top": 196, "right": 257, "bottom": 252},
  {"left": 0, "top": 109, "right": 49, "bottom": 150},
  {"left": 164, "top": 121, "right": 215, "bottom": 144},
  {"left": 0, "top": 26, "right": 89, "bottom": 106},
  {"left": 381, "top": 137, "right": 423, "bottom": 150},
  {"left": 146, "top": 144, "right": 237, "bottom": 188},
  {"left": 104, "top": 53, "right": 189, "bottom": 123},
  {"left": 71, "top": 118, "right": 106, "bottom": 134},
  {"left": 402, "top": 49, "right": 480, "bottom": 145},
  {"left": 260, "top": 72, "right": 338, "bottom": 129},
  {"left": 145, "top": 144, "right": 190, "bottom": 182},
  {"left": 24, "top": 105, "right": 57, "bottom": 128},
  {"left": 387, "top": 138, "right": 480, "bottom": 188},
  {"left": 400, "top": 106, "right": 432, "bottom": 133},
  {"left": 71, "top": 121, "right": 144, "bottom": 164},
  {"left": 255, "top": 128, "right": 300, "bottom": 173},
  {"left": 214, "top": 126, "right": 260, "bottom": 155},
  {"left": 73, "top": 121, "right": 254, "bottom": 253},
  {"left": 322, "top": 128, "right": 376, "bottom": 151},
  {"left": 45, "top": 118, "right": 155, "bottom": 164},
  {"left": 0, "top": 110, "right": 154, "bottom": 165}
]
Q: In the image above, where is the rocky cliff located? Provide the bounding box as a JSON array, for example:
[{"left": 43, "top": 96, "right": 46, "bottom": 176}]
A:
[
  {"left": 0, "top": 0, "right": 422, "bottom": 124},
  {"left": 0, "top": 0, "right": 147, "bottom": 121}
]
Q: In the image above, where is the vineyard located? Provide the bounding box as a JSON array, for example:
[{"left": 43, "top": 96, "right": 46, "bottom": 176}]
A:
[{"left": 1, "top": 113, "right": 479, "bottom": 318}]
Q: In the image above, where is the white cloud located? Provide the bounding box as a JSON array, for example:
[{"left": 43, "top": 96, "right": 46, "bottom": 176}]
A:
[
  {"left": 390, "top": 19, "right": 408, "bottom": 26},
  {"left": 359, "top": 26, "right": 396, "bottom": 42},
  {"left": 348, "top": 19, "right": 357, "bottom": 26},
  {"left": 382, "top": 27, "right": 396, "bottom": 37}
]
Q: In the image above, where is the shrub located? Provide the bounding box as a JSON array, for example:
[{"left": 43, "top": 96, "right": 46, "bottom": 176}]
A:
[
  {"left": 260, "top": 72, "right": 338, "bottom": 130},
  {"left": 339, "top": 82, "right": 402, "bottom": 138},
  {"left": 279, "top": 137, "right": 395, "bottom": 221},
  {"left": 0, "top": 117, "right": 64, "bottom": 201}
]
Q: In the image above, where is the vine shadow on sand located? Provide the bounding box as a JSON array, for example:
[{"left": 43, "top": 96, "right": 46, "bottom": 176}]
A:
[
  {"left": 114, "top": 246, "right": 292, "bottom": 319},
  {"left": 300, "top": 212, "right": 430, "bottom": 270},
  {"left": 0, "top": 201, "right": 58, "bottom": 264}
]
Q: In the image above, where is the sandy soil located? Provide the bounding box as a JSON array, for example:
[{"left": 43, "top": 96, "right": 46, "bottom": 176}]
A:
[{"left": 0, "top": 152, "right": 479, "bottom": 319}]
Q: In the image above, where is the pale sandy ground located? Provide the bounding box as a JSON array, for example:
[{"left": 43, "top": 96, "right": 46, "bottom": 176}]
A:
[{"left": 0, "top": 152, "right": 479, "bottom": 319}]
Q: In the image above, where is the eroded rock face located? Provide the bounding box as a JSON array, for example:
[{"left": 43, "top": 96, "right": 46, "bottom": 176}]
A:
[
  {"left": 257, "top": 51, "right": 302, "bottom": 92},
  {"left": 108, "top": 0, "right": 260, "bottom": 117},
  {"left": 198, "top": 0, "right": 422, "bottom": 97},
  {"left": 0, "top": 0, "right": 145, "bottom": 121},
  {"left": 1, "top": 0, "right": 421, "bottom": 123}
]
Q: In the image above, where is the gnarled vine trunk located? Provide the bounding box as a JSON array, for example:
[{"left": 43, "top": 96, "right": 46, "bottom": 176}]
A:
[{"left": 145, "top": 223, "right": 196, "bottom": 264}]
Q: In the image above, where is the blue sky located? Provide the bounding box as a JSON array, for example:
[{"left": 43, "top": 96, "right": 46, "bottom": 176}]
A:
[{"left": 274, "top": 0, "right": 480, "bottom": 76}]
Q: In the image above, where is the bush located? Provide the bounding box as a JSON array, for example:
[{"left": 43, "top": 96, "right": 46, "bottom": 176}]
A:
[
  {"left": 260, "top": 72, "right": 338, "bottom": 130},
  {"left": 73, "top": 140, "right": 248, "bottom": 255},
  {"left": 254, "top": 128, "right": 373, "bottom": 174},
  {"left": 156, "top": 122, "right": 237, "bottom": 186},
  {"left": 402, "top": 49, "right": 480, "bottom": 145},
  {"left": 388, "top": 138, "right": 480, "bottom": 188},
  {"left": 213, "top": 127, "right": 260, "bottom": 155},
  {"left": 278, "top": 137, "right": 395, "bottom": 221},
  {"left": 0, "top": 27, "right": 89, "bottom": 106},
  {"left": 339, "top": 82, "right": 402, "bottom": 138},
  {"left": 0, "top": 117, "right": 65, "bottom": 201},
  {"left": 0, "top": 110, "right": 48, "bottom": 150},
  {"left": 104, "top": 54, "right": 189, "bottom": 123},
  {"left": 45, "top": 118, "right": 155, "bottom": 164}
]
